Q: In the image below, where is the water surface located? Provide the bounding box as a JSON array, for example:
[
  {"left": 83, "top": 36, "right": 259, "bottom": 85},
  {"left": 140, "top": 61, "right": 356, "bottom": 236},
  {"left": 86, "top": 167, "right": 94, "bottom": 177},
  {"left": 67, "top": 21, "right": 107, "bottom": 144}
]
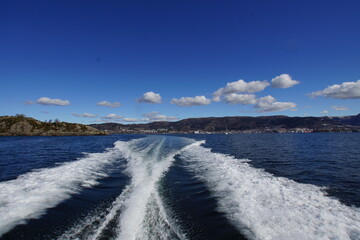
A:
[{"left": 0, "top": 133, "right": 359, "bottom": 239}]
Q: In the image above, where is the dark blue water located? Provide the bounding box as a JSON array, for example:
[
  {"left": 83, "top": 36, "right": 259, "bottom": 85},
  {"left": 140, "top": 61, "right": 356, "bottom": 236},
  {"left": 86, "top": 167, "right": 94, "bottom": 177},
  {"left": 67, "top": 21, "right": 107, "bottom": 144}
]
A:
[{"left": 0, "top": 134, "right": 359, "bottom": 240}]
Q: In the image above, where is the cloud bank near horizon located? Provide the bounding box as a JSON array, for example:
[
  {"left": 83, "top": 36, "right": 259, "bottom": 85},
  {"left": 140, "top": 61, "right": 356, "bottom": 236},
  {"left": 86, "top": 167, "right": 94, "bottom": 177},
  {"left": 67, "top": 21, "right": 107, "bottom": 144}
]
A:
[
  {"left": 332, "top": 105, "right": 349, "bottom": 111},
  {"left": 22, "top": 75, "right": 360, "bottom": 124},
  {"left": 72, "top": 113, "right": 97, "bottom": 118},
  {"left": 142, "top": 112, "right": 178, "bottom": 122},
  {"left": 102, "top": 113, "right": 122, "bottom": 120}
]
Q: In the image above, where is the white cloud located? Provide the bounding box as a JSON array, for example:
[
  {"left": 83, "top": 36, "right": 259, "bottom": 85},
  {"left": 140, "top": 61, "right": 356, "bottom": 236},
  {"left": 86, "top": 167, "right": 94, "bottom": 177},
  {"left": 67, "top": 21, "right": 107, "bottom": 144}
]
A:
[
  {"left": 123, "top": 118, "right": 139, "bottom": 122},
  {"left": 72, "top": 113, "right": 97, "bottom": 118},
  {"left": 142, "top": 112, "right": 178, "bottom": 122},
  {"left": 36, "top": 97, "right": 70, "bottom": 106},
  {"left": 331, "top": 105, "right": 349, "bottom": 111},
  {"left": 309, "top": 80, "right": 360, "bottom": 99},
  {"left": 96, "top": 101, "right": 121, "bottom": 108},
  {"left": 320, "top": 110, "right": 329, "bottom": 114},
  {"left": 171, "top": 96, "right": 211, "bottom": 106},
  {"left": 137, "top": 91, "right": 162, "bottom": 103},
  {"left": 213, "top": 79, "right": 270, "bottom": 101},
  {"left": 102, "top": 113, "right": 122, "bottom": 120},
  {"left": 212, "top": 96, "right": 221, "bottom": 102},
  {"left": 271, "top": 74, "right": 300, "bottom": 88},
  {"left": 254, "top": 95, "right": 297, "bottom": 112},
  {"left": 224, "top": 93, "right": 257, "bottom": 105}
]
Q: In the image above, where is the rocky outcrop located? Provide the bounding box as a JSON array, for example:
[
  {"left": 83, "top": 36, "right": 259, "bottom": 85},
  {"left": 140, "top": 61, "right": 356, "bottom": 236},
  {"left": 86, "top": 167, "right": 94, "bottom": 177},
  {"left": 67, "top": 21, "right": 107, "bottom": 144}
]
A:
[{"left": 0, "top": 115, "right": 106, "bottom": 136}]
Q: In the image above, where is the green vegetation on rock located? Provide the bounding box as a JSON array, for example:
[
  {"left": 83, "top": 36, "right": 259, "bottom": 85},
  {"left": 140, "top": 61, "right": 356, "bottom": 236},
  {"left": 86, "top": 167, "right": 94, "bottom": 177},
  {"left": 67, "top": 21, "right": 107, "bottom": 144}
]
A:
[{"left": 0, "top": 115, "right": 107, "bottom": 136}]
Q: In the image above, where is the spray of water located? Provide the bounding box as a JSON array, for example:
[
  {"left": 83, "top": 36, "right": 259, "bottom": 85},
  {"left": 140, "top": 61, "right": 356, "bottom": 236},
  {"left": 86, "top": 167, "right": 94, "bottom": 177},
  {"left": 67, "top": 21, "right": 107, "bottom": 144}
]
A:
[
  {"left": 60, "top": 136, "right": 192, "bottom": 240},
  {"left": 0, "top": 144, "right": 124, "bottom": 237},
  {"left": 179, "top": 141, "right": 360, "bottom": 240}
]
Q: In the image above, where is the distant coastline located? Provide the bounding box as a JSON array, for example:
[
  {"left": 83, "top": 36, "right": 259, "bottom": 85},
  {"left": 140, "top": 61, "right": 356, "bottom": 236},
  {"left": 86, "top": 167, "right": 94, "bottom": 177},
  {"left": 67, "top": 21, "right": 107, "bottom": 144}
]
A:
[
  {"left": 1, "top": 114, "right": 359, "bottom": 136},
  {"left": 90, "top": 114, "right": 360, "bottom": 134}
]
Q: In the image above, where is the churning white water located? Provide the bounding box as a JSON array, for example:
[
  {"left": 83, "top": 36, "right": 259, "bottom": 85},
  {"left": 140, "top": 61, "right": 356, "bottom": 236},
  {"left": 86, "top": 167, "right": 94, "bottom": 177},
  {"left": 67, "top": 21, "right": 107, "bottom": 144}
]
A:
[
  {"left": 0, "top": 143, "right": 124, "bottom": 237},
  {"left": 3, "top": 136, "right": 359, "bottom": 240},
  {"left": 179, "top": 141, "right": 360, "bottom": 240},
  {"left": 60, "top": 137, "right": 192, "bottom": 240}
]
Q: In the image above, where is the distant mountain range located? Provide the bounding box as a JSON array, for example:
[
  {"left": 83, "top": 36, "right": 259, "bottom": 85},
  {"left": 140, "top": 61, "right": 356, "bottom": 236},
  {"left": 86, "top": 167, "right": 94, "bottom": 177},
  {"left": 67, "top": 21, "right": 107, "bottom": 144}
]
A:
[
  {"left": 330, "top": 114, "right": 360, "bottom": 126},
  {"left": 90, "top": 114, "right": 360, "bottom": 134},
  {"left": 2, "top": 114, "right": 359, "bottom": 136},
  {"left": 0, "top": 115, "right": 106, "bottom": 136}
]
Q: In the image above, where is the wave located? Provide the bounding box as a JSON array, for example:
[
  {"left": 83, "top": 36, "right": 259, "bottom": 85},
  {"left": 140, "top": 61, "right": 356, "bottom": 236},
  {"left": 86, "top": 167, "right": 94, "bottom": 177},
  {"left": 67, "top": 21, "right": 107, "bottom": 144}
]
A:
[
  {"left": 179, "top": 141, "right": 360, "bottom": 240},
  {"left": 59, "top": 136, "right": 193, "bottom": 240},
  {"left": 0, "top": 141, "right": 125, "bottom": 237}
]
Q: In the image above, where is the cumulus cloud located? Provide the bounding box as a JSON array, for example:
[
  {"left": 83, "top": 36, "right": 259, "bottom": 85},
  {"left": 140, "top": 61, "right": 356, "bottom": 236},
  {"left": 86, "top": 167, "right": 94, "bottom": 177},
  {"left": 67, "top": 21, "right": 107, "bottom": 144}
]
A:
[
  {"left": 171, "top": 96, "right": 211, "bottom": 106},
  {"left": 96, "top": 101, "right": 121, "bottom": 108},
  {"left": 213, "top": 79, "right": 270, "bottom": 102},
  {"left": 331, "top": 105, "right": 349, "bottom": 111},
  {"left": 102, "top": 113, "right": 122, "bottom": 120},
  {"left": 320, "top": 110, "right": 329, "bottom": 114},
  {"left": 72, "top": 113, "right": 97, "bottom": 118},
  {"left": 123, "top": 118, "right": 139, "bottom": 122},
  {"left": 271, "top": 74, "right": 300, "bottom": 88},
  {"left": 34, "top": 97, "right": 70, "bottom": 106},
  {"left": 142, "top": 112, "right": 178, "bottom": 122},
  {"left": 309, "top": 80, "right": 360, "bottom": 99},
  {"left": 254, "top": 95, "right": 297, "bottom": 112},
  {"left": 224, "top": 93, "right": 257, "bottom": 105},
  {"left": 137, "top": 91, "right": 162, "bottom": 103}
]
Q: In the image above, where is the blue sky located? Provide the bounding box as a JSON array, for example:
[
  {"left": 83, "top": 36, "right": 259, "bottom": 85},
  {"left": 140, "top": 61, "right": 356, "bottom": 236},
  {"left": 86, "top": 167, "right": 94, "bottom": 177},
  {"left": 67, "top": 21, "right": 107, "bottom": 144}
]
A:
[{"left": 1, "top": 0, "right": 360, "bottom": 124}]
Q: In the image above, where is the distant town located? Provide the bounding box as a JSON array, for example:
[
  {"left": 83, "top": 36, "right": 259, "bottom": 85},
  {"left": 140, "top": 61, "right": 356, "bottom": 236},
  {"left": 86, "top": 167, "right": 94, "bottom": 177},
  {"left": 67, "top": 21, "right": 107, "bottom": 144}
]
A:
[{"left": 90, "top": 114, "right": 360, "bottom": 134}]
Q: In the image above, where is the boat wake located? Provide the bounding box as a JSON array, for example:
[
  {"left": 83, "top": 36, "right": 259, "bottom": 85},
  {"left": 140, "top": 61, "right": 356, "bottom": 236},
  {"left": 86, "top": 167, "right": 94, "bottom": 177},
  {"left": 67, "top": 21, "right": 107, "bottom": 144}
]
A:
[
  {"left": 0, "top": 141, "right": 125, "bottom": 237},
  {"left": 59, "top": 136, "right": 192, "bottom": 240},
  {"left": 179, "top": 141, "right": 360, "bottom": 240},
  {"left": 2, "top": 136, "right": 360, "bottom": 240}
]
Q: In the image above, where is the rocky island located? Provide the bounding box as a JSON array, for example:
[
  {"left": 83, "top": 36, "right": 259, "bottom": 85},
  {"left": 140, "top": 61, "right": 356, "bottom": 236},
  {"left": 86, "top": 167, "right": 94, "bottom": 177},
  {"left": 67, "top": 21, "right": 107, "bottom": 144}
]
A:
[{"left": 0, "top": 115, "right": 106, "bottom": 136}]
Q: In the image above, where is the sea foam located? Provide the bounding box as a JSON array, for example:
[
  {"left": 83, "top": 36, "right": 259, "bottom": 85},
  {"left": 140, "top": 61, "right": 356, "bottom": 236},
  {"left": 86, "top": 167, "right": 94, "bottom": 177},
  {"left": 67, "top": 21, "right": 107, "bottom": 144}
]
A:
[
  {"left": 179, "top": 141, "right": 360, "bottom": 240},
  {"left": 60, "top": 136, "right": 192, "bottom": 240},
  {"left": 0, "top": 143, "right": 124, "bottom": 237}
]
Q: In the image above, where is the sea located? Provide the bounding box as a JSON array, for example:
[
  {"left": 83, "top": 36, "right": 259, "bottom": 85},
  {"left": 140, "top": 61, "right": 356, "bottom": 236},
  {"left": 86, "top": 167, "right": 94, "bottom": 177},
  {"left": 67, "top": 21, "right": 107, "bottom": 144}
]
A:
[{"left": 0, "top": 133, "right": 359, "bottom": 240}]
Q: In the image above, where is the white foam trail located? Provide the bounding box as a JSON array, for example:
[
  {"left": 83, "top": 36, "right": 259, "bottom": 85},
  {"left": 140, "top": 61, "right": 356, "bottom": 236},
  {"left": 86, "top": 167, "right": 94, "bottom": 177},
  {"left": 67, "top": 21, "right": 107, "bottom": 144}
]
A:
[
  {"left": 139, "top": 191, "right": 186, "bottom": 240},
  {"left": 0, "top": 143, "right": 124, "bottom": 237},
  {"left": 180, "top": 142, "right": 360, "bottom": 240},
  {"left": 115, "top": 137, "right": 187, "bottom": 240},
  {"left": 59, "top": 184, "right": 133, "bottom": 240},
  {"left": 59, "top": 137, "right": 191, "bottom": 240}
]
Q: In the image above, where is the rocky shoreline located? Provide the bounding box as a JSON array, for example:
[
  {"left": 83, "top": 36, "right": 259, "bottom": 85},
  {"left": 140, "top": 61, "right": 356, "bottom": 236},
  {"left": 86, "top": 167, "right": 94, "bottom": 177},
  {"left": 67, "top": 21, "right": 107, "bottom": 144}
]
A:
[{"left": 0, "top": 115, "right": 106, "bottom": 136}]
